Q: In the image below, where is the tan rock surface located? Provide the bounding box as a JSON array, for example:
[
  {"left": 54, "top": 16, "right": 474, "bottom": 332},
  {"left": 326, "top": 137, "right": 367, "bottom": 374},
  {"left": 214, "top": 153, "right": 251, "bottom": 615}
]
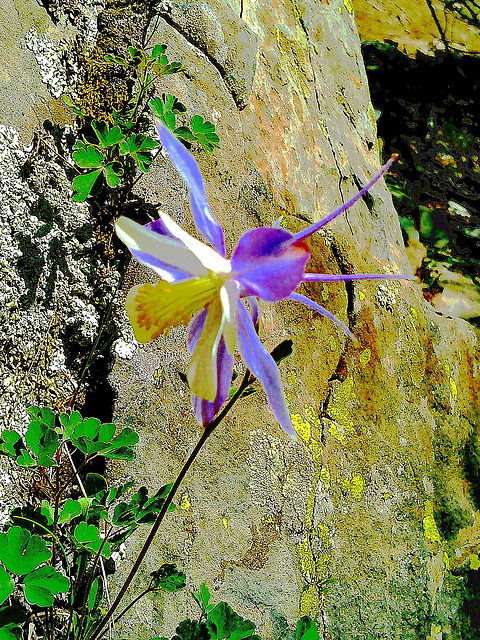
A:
[
  {"left": 107, "top": 1, "right": 480, "bottom": 639},
  {"left": 352, "top": 0, "right": 480, "bottom": 56},
  {"left": 0, "top": 0, "right": 479, "bottom": 637}
]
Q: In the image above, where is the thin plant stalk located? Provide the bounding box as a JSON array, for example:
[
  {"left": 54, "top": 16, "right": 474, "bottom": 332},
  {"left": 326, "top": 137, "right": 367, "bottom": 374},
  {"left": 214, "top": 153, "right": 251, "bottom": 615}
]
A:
[{"left": 86, "top": 368, "right": 253, "bottom": 640}]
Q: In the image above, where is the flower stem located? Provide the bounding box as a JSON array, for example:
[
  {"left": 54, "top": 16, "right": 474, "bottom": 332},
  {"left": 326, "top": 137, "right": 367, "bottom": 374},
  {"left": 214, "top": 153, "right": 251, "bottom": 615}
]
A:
[{"left": 86, "top": 368, "right": 253, "bottom": 640}]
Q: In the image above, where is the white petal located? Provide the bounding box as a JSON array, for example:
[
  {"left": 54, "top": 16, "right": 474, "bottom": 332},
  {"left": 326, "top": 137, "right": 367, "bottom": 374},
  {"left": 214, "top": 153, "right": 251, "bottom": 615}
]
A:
[
  {"left": 116, "top": 217, "right": 208, "bottom": 277},
  {"left": 220, "top": 283, "right": 238, "bottom": 354},
  {"left": 160, "top": 211, "right": 231, "bottom": 274}
]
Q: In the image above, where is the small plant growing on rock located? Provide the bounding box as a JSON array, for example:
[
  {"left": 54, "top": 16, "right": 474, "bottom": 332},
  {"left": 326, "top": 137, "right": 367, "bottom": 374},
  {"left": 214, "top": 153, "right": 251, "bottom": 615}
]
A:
[{"left": 65, "top": 44, "right": 219, "bottom": 202}]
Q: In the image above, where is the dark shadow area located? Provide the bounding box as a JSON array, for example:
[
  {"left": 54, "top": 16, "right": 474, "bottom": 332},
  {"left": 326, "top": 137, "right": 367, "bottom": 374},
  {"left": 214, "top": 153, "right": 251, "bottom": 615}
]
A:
[{"left": 363, "top": 43, "right": 480, "bottom": 284}]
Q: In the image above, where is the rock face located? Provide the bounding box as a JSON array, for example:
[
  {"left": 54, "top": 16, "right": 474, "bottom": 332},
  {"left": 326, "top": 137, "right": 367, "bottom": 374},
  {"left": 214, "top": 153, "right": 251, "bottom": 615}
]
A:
[
  {"left": 2, "top": 0, "right": 480, "bottom": 638},
  {"left": 353, "top": 0, "right": 480, "bottom": 56},
  {"left": 110, "top": 1, "right": 480, "bottom": 639}
]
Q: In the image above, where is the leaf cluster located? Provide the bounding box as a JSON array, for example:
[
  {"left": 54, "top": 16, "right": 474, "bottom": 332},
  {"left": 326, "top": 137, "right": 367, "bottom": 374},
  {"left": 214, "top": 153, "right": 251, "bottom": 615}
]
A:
[
  {"left": 0, "top": 406, "right": 179, "bottom": 640},
  {"left": 154, "top": 584, "right": 319, "bottom": 640},
  {"left": 66, "top": 43, "right": 220, "bottom": 201}
]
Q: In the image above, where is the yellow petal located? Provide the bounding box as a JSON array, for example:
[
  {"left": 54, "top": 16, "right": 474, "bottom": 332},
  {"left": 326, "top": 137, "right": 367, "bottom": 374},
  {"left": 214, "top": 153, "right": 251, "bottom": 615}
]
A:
[
  {"left": 188, "top": 297, "right": 225, "bottom": 401},
  {"left": 126, "top": 278, "right": 219, "bottom": 343}
]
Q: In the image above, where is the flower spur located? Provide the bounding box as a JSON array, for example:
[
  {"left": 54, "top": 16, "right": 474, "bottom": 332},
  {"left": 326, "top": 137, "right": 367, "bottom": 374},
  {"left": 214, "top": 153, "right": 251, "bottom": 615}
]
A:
[{"left": 116, "top": 125, "right": 411, "bottom": 438}]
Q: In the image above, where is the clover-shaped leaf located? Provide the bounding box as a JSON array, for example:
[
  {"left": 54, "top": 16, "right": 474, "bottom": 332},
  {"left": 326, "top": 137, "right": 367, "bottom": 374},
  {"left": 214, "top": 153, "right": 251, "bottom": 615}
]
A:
[
  {"left": 58, "top": 499, "right": 82, "bottom": 524},
  {"left": 91, "top": 121, "right": 125, "bottom": 148},
  {"left": 206, "top": 602, "right": 259, "bottom": 640},
  {"left": 72, "top": 169, "right": 103, "bottom": 202},
  {"left": 72, "top": 141, "right": 104, "bottom": 168},
  {"left": 112, "top": 483, "right": 173, "bottom": 526},
  {"left": 0, "top": 431, "right": 23, "bottom": 459},
  {"left": 150, "top": 44, "right": 167, "bottom": 60},
  {"left": 24, "top": 418, "right": 59, "bottom": 467},
  {"left": 104, "top": 162, "right": 124, "bottom": 188},
  {"left": 69, "top": 416, "right": 138, "bottom": 460},
  {"left": 0, "top": 527, "right": 50, "bottom": 576},
  {"left": 22, "top": 566, "right": 69, "bottom": 607},
  {"left": 73, "top": 523, "right": 111, "bottom": 558},
  {"left": 295, "top": 617, "right": 319, "bottom": 640},
  {"left": 0, "top": 567, "right": 14, "bottom": 606},
  {"left": 150, "top": 564, "right": 186, "bottom": 592},
  {"left": 59, "top": 410, "right": 83, "bottom": 439},
  {"left": 119, "top": 134, "right": 159, "bottom": 173},
  {"left": 172, "top": 620, "right": 211, "bottom": 640},
  {"left": 0, "top": 605, "right": 26, "bottom": 640},
  {"left": 190, "top": 115, "right": 220, "bottom": 152}
]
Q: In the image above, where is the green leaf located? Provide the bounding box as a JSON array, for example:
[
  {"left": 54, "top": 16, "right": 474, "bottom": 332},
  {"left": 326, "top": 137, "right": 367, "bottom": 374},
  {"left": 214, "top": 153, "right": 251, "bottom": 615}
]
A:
[
  {"left": 24, "top": 419, "right": 59, "bottom": 466},
  {"left": 172, "top": 620, "right": 211, "bottom": 640},
  {"left": 72, "top": 141, "right": 104, "bottom": 168},
  {"left": 87, "top": 576, "right": 103, "bottom": 610},
  {"left": 113, "top": 483, "right": 172, "bottom": 525},
  {"left": 22, "top": 566, "right": 69, "bottom": 607},
  {"left": 0, "top": 567, "right": 14, "bottom": 605},
  {"left": 59, "top": 411, "right": 83, "bottom": 439},
  {"left": 72, "top": 169, "right": 103, "bottom": 202},
  {"left": 58, "top": 499, "right": 82, "bottom": 524},
  {"left": 194, "top": 583, "right": 213, "bottom": 613},
  {"left": 105, "top": 53, "right": 129, "bottom": 67},
  {"left": 295, "top": 617, "right": 319, "bottom": 640},
  {"left": 270, "top": 339, "right": 293, "bottom": 364},
  {"left": 0, "top": 607, "right": 25, "bottom": 640},
  {"left": 15, "top": 449, "right": 35, "bottom": 468},
  {"left": 91, "top": 121, "right": 125, "bottom": 148},
  {"left": 0, "top": 527, "right": 50, "bottom": 575},
  {"left": 85, "top": 473, "right": 108, "bottom": 498},
  {"left": 207, "top": 602, "right": 257, "bottom": 640},
  {"left": 174, "top": 126, "right": 196, "bottom": 142},
  {"left": 9, "top": 507, "right": 51, "bottom": 535},
  {"left": 190, "top": 115, "right": 220, "bottom": 152},
  {"left": 150, "top": 44, "right": 167, "bottom": 59},
  {"left": 150, "top": 564, "right": 186, "bottom": 592},
  {"left": 107, "top": 481, "right": 134, "bottom": 505},
  {"left": 119, "top": 134, "right": 159, "bottom": 172},
  {"left": 63, "top": 95, "right": 87, "bottom": 117},
  {"left": 153, "top": 60, "right": 183, "bottom": 76},
  {"left": 70, "top": 417, "right": 138, "bottom": 460},
  {"left": 161, "top": 111, "right": 176, "bottom": 132},
  {"left": 73, "top": 522, "right": 111, "bottom": 558},
  {"left": 40, "top": 501, "right": 54, "bottom": 526},
  {"left": 0, "top": 431, "right": 23, "bottom": 459},
  {"left": 0, "top": 625, "right": 22, "bottom": 640},
  {"left": 104, "top": 162, "right": 124, "bottom": 188}
]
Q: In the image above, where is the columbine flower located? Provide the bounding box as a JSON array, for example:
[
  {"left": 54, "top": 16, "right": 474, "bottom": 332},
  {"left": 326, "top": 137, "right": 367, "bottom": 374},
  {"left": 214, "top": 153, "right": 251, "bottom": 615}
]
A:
[{"left": 116, "top": 125, "right": 411, "bottom": 437}]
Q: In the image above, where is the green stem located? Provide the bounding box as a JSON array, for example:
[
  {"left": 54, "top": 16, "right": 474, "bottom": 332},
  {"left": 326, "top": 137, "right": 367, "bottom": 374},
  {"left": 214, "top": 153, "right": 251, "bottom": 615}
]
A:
[
  {"left": 86, "top": 369, "right": 253, "bottom": 640},
  {"left": 113, "top": 586, "right": 152, "bottom": 624}
]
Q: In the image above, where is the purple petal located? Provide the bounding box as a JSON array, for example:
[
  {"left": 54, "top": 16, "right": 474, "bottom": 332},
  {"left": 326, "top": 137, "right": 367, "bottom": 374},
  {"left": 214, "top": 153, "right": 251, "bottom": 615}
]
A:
[
  {"left": 293, "top": 155, "right": 398, "bottom": 242},
  {"left": 303, "top": 273, "right": 414, "bottom": 282},
  {"left": 244, "top": 296, "right": 260, "bottom": 326},
  {"left": 288, "top": 292, "right": 356, "bottom": 341},
  {"left": 236, "top": 302, "right": 295, "bottom": 438},
  {"left": 188, "top": 310, "right": 233, "bottom": 426},
  {"left": 157, "top": 124, "right": 225, "bottom": 256},
  {"left": 231, "top": 228, "right": 310, "bottom": 302}
]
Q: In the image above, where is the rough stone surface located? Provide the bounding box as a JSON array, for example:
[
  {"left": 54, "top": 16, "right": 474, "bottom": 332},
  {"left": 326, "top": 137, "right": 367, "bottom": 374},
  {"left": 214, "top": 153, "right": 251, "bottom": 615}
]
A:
[
  {"left": 353, "top": 0, "right": 480, "bottom": 56},
  {"left": 1, "top": 0, "right": 479, "bottom": 639},
  {"left": 109, "top": 2, "right": 480, "bottom": 640}
]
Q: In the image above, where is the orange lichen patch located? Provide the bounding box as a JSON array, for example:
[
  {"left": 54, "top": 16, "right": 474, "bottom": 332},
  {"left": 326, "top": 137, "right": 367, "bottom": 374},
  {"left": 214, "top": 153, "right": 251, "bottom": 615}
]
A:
[{"left": 125, "top": 278, "right": 219, "bottom": 343}]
